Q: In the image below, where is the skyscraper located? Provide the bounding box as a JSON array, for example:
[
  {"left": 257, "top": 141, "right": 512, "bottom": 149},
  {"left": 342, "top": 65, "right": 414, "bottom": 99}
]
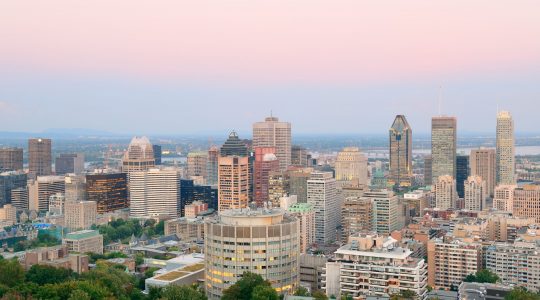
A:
[
  {"left": 217, "top": 156, "right": 249, "bottom": 211},
  {"left": 456, "top": 155, "right": 469, "bottom": 198},
  {"left": 431, "top": 117, "right": 457, "bottom": 183},
  {"left": 464, "top": 175, "right": 487, "bottom": 211},
  {"left": 220, "top": 131, "right": 248, "bottom": 157},
  {"left": 388, "top": 115, "right": 413, "bottom": 188},
  {"left": 253, "top": 147, "right": 279, "bottom": 206},
  {"left": 206, "top": 146, "right": 219, "bottom": 186},
  {"left": 187, "top": 151, "right": 208, "bottom": 180},
  {"left": 0, "top": 148, "right": 23, "bottom": 171},
  {"left": 86, "top": 172, "right": 128, "bottom": 213},
  {"left": 29, "top": 138, "right": 52, "bottom": 178},
  {"left": 435, "top": 175, "right": 457, "bottom": 210},
  {"left": 122, "top": 136, "right": 155, "bottom": 174},
  {"left": 0, "top": 171, "right": 27, "bottom": 207},
  {"left": 424, "top": 155, "right": 433, "bottom": 186},
  {"left": 496, "top": 111, "right": 515, "bottom": 185},
  {"left": 335, "top": 147, "right": 368, "bottom": 187},
  {"left": 152, "top": 144, "right": 162, "bottom": 165},
  {"left": 55, "top": 153, "right": 85, "bottom": 175},
  {"left": 28, "top": 176, "right": 65, "bottom": 211},
  {"left": 470, "top": 149, "right": 496, "bottom": 198},
  {"left": 253, "top": 116, "right": 291, "bottom": 171},
  {"left": 129, "top": 168, "right": 180, "bottom": 219},
  {"left": 307, "top": 171, "right": 339, "bottom": 244},
  {"left": 364, "top": 189, "right": 400, "bottom": 234},
  {"left": 291, "top": 145, "right": 308, "bottom": 167}
]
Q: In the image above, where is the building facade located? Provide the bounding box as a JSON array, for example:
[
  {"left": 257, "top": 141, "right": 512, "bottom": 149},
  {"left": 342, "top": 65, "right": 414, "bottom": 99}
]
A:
[
  {"left": 431, "top": 117, "right": 457, "bottom": 183},
  {"left": 307, "top": 172, "right": 340, "bottom": 244},
  {"left": 456, "top": 155, "right": 469, "bottom": 199},
  {"left": 435, "top": 175, "right": 457, "bottom": 210},
  {"left": 28, "top": 176, "right": 65, "bottom": 211},
  {"left": 496, "top": 111, "right": 515, "bottom": 185},
  {"left": 129, "top": 168, "right": 181, "bottom": 219},
  {"left": 64, "top": 200, "right": 97, "bottom": 230},
  {"left": 62, "top": 230, "right": 103, "bottom": 254},
  {"left": 0, "top": 148, "right": 23, "bottom": 171},
  {"left": 513, "top": 185, "right": 540, "bottom": 223},
  {"left": 335, "top": 147, "right": 368, "bottom": 188},
  {"left": 55, "top": 153, "right": 85, "bottom": 175},
  {"left": 341, "top": 196, "right": 373, "bottom": 239},
  {"left": 288, "top": 202, "right": 315, "bottom": 253},
  {"left": 464, "top": 175, "right": 487, "bottom": 211},
  {"left": 253, "top": 147, "right": 279, "bottom": 207},
  {"left": 388, "top": 115, "right": 413, "bottom": 188},
  {"left": 253, "top": 116, "right": 292, "bottom": 171},
  {"left": 218, "top": 156, "right": 249, "bottom": 211},
  {"left": 121, "top": 136, "right": 155, "bottom": 174},
  {"left": 470, "top": 149, "right": 496, "bottom": 198},
  {"left": 187, "top": 151, "right": 208, "bottom": 181},
  {"left": 86, "top": 172, "right": 128, "bottom": 213},
  {"left": 29, "top": 138, "right": 52, "bottom": 178}
]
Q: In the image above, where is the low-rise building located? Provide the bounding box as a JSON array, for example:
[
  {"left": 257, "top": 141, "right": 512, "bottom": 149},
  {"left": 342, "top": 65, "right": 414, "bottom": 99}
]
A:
[
  {"left": 62, "top": 229, "right": 103, "bottom": 254},
  {"left": 164, "top": 217, "right": 205, "bottom": 242},
  {"left": 23, "top": 245, "right": 89, "bottom": 273},
  {"left": 145, "top": 253, "right": 205, "bottom": 291}
]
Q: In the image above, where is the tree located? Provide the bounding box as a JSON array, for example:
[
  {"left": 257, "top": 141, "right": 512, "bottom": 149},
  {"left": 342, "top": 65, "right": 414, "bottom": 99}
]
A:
[
  {"left": 159, "top": 285, "right": 207, "bottom": 300},
  {"left": 222, "top": 272, "right": 271, "bottom": 300},
  {"left": 251, "top": 285, "right": 279, "bottom": 300},
  {"left": 464, "top": 269, "right": 499, "bottom": 284},
  {"left": 26, "top": 264, "right": 74, "bottom": 285},
  {"left": 312, "top": 290, "right": 329, "bottom": 300},
  {"left": 390, "top": 290, "right": 417, "bottom": 300},
  {"left": 294, "top": 286, "right": 310, "bottom": 296},
  {"left": 505, "top": 287, "right": 540, "bottom": 300},
  {"left": 68, "top": 290, "right": 91, "bottom": 300},
  {"left": 0, "top": 259, "right": 25, "bottom": 287}
]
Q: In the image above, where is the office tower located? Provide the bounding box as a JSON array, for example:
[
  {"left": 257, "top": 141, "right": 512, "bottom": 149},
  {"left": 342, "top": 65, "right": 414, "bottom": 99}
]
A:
[
  {"left": 192, "top": 185, "right": 218, "bottom": 211},
  {"left": 388, "top": 115, "right": 413, "bottom": 188},
  {"left": 456, "top": 155, "right": 469, "bottom": 198},
  {"left": 323, "top": 234, "right": 428, "bottom": 299},
  {"left": 0, "top": 171, "right": 27, "bottom": 207},
  {"left": 220, "top": 131, "right": 248, "bottom": 157},
  {"left": 493, "top": 185, "right": 516, "bottom": 212},
  {"left": 470, "top": 149, "right": 496, "bottom": 197},
  {"left": 341, "top": 196, "right": 373, "bottom": 239},
  {"left": 0, "top": 204, "right": 17, "bottom": 225},
  {"left": 513, "top": 185, "right": 540, "bottom": 223},
  {"left": 217, "top": 156, "right": 249, "bottom": 211},
  {"left": 253, "top": 116, "right": 292, "bottom": 171},
  {"left": 205, "top": 208, "right": 300, "bottom": 299},
  {"left": 269, "top": 171, "right": 290, "bottom": 208},
  {"left": 11, "top": 187, "right": 28, "bottom": 211},
  {"left": 307, "top": 171, "right": 339, "bottom": 244},
  {"left": 62, "top": 230, "right": 103, "bottom": 254},
  {"left": 486, "top": 241, "right": 540, "bottom": 292},
  {"left": 86, "top": 172, "right": 128, "bottom": 213},
  {"left": 64, "top": 174, "right": 86, "bottom": 202},
  {"left": 289, "top": 168, "right": 313, "bottom": 203},
  {"left": 187, "top": 151, "right": 208, "bottom": 181},
  {"left": 64, "top": 200, "right": 97, "bottom": 230},
  {"left": 496, "top": 111, "right": 515, "bottom": 185},
  {"left": 364, "top": 189, "right": 399, "bottom": 234},
  {"left": 178, "top": 179, "right": 196, "bottom": 216},
  {"left": 253, "top": 147, "right": 279, "bottom": 206},
  {"left": 291, "top": 145, "right": 308, "bottom": 167},
  {"left": 431, "top": 116, "right": 457, "bottom": 183},
  {"left": 424, "top": 155, "right": 432, "bottom": 186},
  {"left": 335, "top": 147, "right": 368, "bottom": 187},
  {"left": 288, "top": 203, "right": 315, "bottom": 253},
  {"left": 206, "top": 146, "right": 219, "bottom": 186},
  {"left": 152, "top": 144, "right": 162, "bottom": 165},
  {"left": 28, "top": 176, "right": 65, "bottom": 211},
  {"left": 0, "top": 148, "right": 23, "bottom": 171},
  {"left": 403, "top": 190, "right": 429, "bottom": 217},
  {"left": 55, "top": 153, "right": 84, "bottom": 175},
  {"left": 464, "top": 175, "right": 487, "bottom": 211},
  {"left": 121, "top": 136, "right": 155, "bottom": 174},
  {"left": 129, "top": 168, "right": 181, "bottom": 219},
  {"left": 28, "top": 138, "right": 52, "bottom": 177},
  {"left": 427, "top": 236, "right": 482, "bottom": 289},
  {"left": 434, "top": 175, "right": 457, "bottom": 210}
]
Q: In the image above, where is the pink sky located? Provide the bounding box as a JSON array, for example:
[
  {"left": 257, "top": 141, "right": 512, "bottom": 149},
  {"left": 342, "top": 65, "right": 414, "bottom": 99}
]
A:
[{"left": 1, "top": 1, "right": 540, "bottom": 84}]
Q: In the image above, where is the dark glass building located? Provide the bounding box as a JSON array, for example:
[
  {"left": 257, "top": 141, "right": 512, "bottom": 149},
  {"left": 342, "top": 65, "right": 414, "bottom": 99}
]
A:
[
  {"left": 153, "top": 145, "right": 162, "bottom": 165},
  {"left": 456, "top": 155, "right": 470, "bottom": 199},
  {"left": 86, "top": 172, "right": 128, "bottom": 213},
  {"left": 0, "top": 171, "right": 27, "bottom": 207},
  {"left": 55, "top": 153, "right": 84, "bottom": 175},
  {"left": 220, "top": 131, "right": 248, "bottom": 157},
  {"left": 0, "top": 148, "right": 23, "bottom": 171}
]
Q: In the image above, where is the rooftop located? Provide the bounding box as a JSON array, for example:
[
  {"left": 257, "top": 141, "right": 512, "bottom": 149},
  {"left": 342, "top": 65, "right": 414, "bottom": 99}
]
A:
[{"left": 64, "top": 229, "right": 100, "bottom": 240}]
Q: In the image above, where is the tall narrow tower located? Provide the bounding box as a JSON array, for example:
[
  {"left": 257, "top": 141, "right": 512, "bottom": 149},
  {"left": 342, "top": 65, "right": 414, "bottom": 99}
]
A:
[
  {"left": 28, "top": 138, "right": 52, "bottom": 178},
  {"left": 496, "top": 111, "right": 515, "bottom": 185},
  {"left": 252, "top": 116, "right": 291, "bottom": 171},
  {"left": 431, "top": 116, "right": 457, "bottom": 183},
  {"left": 389, "top": 115, "right": 413, "bottom": 188}
]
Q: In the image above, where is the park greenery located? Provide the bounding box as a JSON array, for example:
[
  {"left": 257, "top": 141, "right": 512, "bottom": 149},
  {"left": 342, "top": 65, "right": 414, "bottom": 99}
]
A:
[
  {"left": 92, "top": 218, "right": 165, "bottom": 245},
  {"left": 464, "top": 269, "right": 500, "bottom": 284},
  {"left": 12, "top": 231, "right": 61, "bottom": 252}
]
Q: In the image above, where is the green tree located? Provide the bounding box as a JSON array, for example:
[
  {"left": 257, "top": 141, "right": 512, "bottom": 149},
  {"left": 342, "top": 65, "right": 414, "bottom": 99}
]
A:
[
  {"left": 312, "top": 290, "right": 329, "bottom": 300},
  {"left": 222, "top": 272, "right": 270, "bottom": 300},
  {"left": 68, "top": 289, "right": 91, "bottom": 300},
  {"left": 156, "top": 220, "right": 165, "bottom": 235},
  {"left": 159, "top": 285, "right": 207, "bottom": 300},
  {"left": 464, "top": 269, "right": 499, "bottom": 283},
  {"left": 294, "top": 286, "right": 310, "bottom": 296},
  {"left": 0, "top": 258, "right": 25, "bottom": 287},
  {"left": 251, "top": 285, "right": 279, "bottom": 300},
  {"left": 505, "top": 287, "right": 540, "bottom": 300},
  {"left": 26, "top": 264, "right": 75, "bottom": 285}
]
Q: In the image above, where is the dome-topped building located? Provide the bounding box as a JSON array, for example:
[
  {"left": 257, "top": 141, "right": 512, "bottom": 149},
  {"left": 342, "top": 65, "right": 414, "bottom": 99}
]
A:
[{"left": 122, "top": 136, "right": 155, "bottom": 174}]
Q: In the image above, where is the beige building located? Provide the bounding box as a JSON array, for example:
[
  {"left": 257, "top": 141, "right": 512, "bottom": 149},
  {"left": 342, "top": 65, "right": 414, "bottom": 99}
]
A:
[
  {"left": 187, "top": 151, "right": 208, "bottom": 182},
  {"left": 28, "top": 176, "right": 65, "bottom": 212},
  {"left": 513, "top": 184, "right": 540, "bottom": 223},
  {"left": 64, "top": 201, "right": 97, "bottom": 230},
  {"left": 464, "top": 175, "right": 487, "bottom": 211},
  {"left": 307, "top": 172, "right": 340, "bottom": 244},
  {"left": 122, "top": 136, "right": 155, "bottom": 174},
  {"left": 335, "top": 147, "right": 368, "bottom": 188},
  {"left": 184, "top": 201, "right": 208, "bottom": 218},
  {"left": 24, "top": 245, "right": 89, "bottom": 273},
  {"left": 493, "top": 185, "right": 516, "bottom": 212},
  {"left": 427, "top": 236, "right": 482, "bottom": 289},
  {"left": 268, "top": 171, "right": 290, "bottom": 207},
  {"left": 431, "top": 117, "right": 457, "bottom": 183},
  {"left": 164, "top": 217, "right": 205, "bottom": 242},
  {"left": 28, "top": 138, "right": 52, "bottom": 178},
  {"left": 496, "top": 111, "right": 515, "bottom": 185},
  {"left": 288, "top": 202, "right": 315, "bottom": 253},
  {"left": 0, "top": 204, "right": 16, "bottom": 225},
  {"left": 323, "top": 234, "right": 427, "bottom": 299},
  {"left": 252, "top": 116, "right": 291, "bottom": 171},
  {"left": 129, "top": 168, "right": 180, "bottom": 219},
  {"left": 341, "top": 196, "right": 373, "bottom": 240},
  {"left": 62, "top": 230, "right": 104, "bottom": 254},
  {"left": 217, "top": 156, "right": 249, "bottom": 211},
  {"left": 204, "top": 208, "right": 300, "bottom": 299},
  {"left": 435, "top": 175, "right": 457, "bottom": 210},
  {"left": 470, "top": 149, "right": 496, "bottom": 197}
]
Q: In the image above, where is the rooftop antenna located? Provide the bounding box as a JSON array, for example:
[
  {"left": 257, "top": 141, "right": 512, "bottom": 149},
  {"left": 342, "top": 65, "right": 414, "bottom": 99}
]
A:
[
  {"left": 438, "top": 85, "right": 442, "bottom": 116},
  {"left": 270, "top": 109, "right": 273, "bottom": 118}
]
